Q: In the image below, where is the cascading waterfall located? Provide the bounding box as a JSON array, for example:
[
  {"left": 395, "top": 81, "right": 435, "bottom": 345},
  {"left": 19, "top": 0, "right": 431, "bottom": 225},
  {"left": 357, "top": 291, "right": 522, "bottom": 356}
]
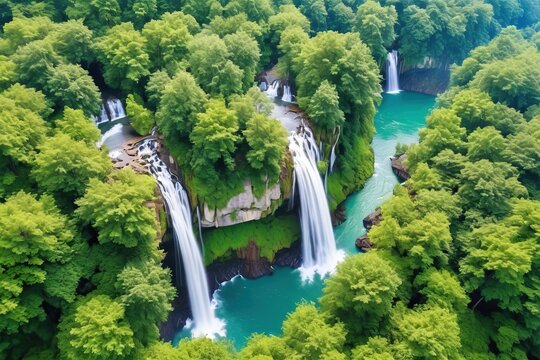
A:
[
  {"left": 386, "top": 50, "right": 400, "bottom": 94},
  {"left": 266, "top": 80, "right": 280, "bottom": 98},
  {"left": 96, "top": 123, "right": 123, "bottom": 148},
  {"left": 138, "top": 139, "right": 224, "bottom": 338},
  {"left": 259, "top": 81, "right": 268, "bottom": 91},
  {"left": 282, "top": 85, "right": 293, "bottom": 103},
  {"left": 107, "top": 98, "right": 126, "bottom": 121},
  {"left": 289, "top": 127, "right": 343, "bottom": 280},
  {"left": 93, "top": 103, "right": 110, "bottom": 124}
]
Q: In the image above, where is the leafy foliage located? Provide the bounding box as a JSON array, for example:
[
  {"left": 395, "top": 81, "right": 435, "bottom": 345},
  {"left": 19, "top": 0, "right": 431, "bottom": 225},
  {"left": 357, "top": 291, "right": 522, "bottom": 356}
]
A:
[
  {"left": 32, "top": 134, "right": 111, "bottom": 199},
  {"left": 54, "top": 107, "right": 102, "bottom": 145},
  {"left": 243, "top": 113, "right": 288, "bottom": 181},
  {"left": 117, "top": 261, "right": 176, "bottom": 344},
  {"left": 57, "top": 295, "right": 135, "bottom": 360},
  {"left": 76, "top": 168, "right": 157, "bottom": 248},
  {"left": 96, "top": 22, "right": 150, "bottom": 91},
  {"left": 0, "top": 192, "right": 73, "bottom": 334},
  {"left": 320, "top": 252, "right": 401, "bottom": 339},
  {"left": 126, "top": 93, "right": 154, "bottom": 135},
  {"left": 354, "top": 1, "right": 397, "bottom": 64},
  {"left": 45, "top": 63, "right": 101, "bottom": 116},
  {"left": 156, "top": 70, "right": 206, "bottom": 140}
]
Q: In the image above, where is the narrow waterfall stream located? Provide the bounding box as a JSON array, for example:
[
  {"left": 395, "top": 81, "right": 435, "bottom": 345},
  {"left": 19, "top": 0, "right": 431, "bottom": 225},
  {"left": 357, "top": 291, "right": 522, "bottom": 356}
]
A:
[
  {"left": 281, "top": 85, "right": 293, "bottom": 103},
  {"left": 386, "top": 50, "right": 400, "bottom": 94},
  {"left": 138, "top": 139, "right": 225, "bottom": 338},
  {"left": 289, "top": 128, "right": 343, "bottom": 280},
  {"left": 107, "top": 98, "right": 126, "bottom": 120},
  {"left": 329, "top": 126, "right": 340, "bottom": 174},
  {"left": 266, "top": 80, "right": 280, "bottom": 98}
]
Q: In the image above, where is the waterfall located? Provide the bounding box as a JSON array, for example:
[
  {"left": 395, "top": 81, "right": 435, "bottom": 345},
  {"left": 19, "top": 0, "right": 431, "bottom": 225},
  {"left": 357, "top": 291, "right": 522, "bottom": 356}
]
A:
[
  {"left": 266, "top": 80, "right": 280, "bottom": 98},
  {"left": 282, "top": 85, "right": 293, "bottom": 103},
  {"left": 289, "top": 127, "right": 342, "bottom": 280},
  {"left": 138, "top": 140, "right": 224, "bottom": 338},
  {"left": 93, "top": 103, "right": 110, "bottom": 124},
  {"left": 107, "top": 98, "right": 126, "bottom": 121},
  {"left": 386, "top": 50, "right": 400, "bottom": 94},
  {"left": 329, "top": 127, "right": 341, "bottom": 175},
  {"left": 196, "top": 206, "right": 204, "bottom": 254},
  {"left": 96, "top": 123, "right": 123, "bottom": 148},
  {"left": 259, "top": 81, "right": 268, "bottom": 91},
  {"left": 288, "top": 171, "right": 296, "bottom": 211}
]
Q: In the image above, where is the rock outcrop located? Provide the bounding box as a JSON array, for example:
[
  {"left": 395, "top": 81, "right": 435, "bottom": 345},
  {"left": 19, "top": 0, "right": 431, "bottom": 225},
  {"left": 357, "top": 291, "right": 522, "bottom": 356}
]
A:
[
  {"left": 111, "top": 135, "right": 151, "bottom": 173},
  {"left": 391, "top": 154, "right": 409, "bottom": 181},
  {"left": 201, "top": 180, "right": 282, "bottom": 227},
  {"left": 205, "top": 240, "right": 302, "bottom": 294},
  {"left": 363, "top": 207, "right": 382, "bottom": 230},
  {"left": 273, "top": 240, "right": 302, "bottom": 268},
  {"left": 236, "top": 240, "right": 273, "bottom": 279},
  {"left": 355, "top": 234, "right": 374, "bottom": 252},
  {"left": 332, "top": 203, "right": 347, "bottom": 226},
  {"left": 400, "top": 68, "right": 450, "bottom": 95}
]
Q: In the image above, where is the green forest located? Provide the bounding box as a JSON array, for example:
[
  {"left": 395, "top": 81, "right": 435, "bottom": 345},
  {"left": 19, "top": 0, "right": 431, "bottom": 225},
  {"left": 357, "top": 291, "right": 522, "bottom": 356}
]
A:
[{"left": 0, "top": 0, "right": 539, "bottom": 359}]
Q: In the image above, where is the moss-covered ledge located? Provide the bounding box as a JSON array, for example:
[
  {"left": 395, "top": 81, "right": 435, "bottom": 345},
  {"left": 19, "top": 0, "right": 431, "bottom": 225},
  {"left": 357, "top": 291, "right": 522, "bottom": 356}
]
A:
[{"left": 202, "top": 214, "right": 300, "bottom": 266}]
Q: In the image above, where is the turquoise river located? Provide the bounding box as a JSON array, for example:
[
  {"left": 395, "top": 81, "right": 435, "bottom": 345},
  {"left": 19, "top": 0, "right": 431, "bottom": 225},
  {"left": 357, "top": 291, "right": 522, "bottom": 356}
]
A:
[{"left": 176, "top": 91, "right": 435, "bottom": 348}]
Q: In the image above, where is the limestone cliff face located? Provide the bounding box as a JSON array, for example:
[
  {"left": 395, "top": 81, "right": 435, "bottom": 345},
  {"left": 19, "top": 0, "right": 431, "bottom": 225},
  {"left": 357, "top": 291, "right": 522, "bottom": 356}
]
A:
[{"left": 201, "top": 180, "right": 283, "bottom": 227}]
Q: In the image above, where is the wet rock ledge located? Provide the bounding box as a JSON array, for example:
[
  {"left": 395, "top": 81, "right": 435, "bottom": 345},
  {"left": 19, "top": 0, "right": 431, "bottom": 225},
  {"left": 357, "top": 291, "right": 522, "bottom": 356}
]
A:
[{"left": 391, "top": 154, "right": 409, "bottom": 182}]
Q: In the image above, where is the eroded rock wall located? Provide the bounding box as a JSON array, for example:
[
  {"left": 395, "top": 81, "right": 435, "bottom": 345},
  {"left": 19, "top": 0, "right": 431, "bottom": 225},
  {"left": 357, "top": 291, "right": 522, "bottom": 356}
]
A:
[{"left": 201, "top": 180, "right": 283, "bottom": 227}]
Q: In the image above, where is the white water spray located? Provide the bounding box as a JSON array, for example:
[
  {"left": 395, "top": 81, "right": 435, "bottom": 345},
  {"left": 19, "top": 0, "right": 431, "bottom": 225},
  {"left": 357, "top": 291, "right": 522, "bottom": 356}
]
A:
[
  {"left": 282, "top": 85, "right": 293, "bottom": 103},
  {"left": 266, "top": 80, "right": 280, "bottom": 98},
  {"left": 386, "top": 50, "right": 400, "bottom": 94},
  {"left": 96, "top": 123, "right": 123, "bottom": 148},
  {"left": 289, "top": 127, "right": 343, "bottom": 280},
  {"left": 138, "top": 140, "right": 225, "bottom": 338}
]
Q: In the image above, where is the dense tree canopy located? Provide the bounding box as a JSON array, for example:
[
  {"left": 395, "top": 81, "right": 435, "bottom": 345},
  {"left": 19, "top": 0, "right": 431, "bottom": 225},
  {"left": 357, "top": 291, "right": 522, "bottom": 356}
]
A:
[
  {"left": 32, "top": 134, "right": 111, "bottom": 200},
  {"left": 0, "top": 192, "right": 73, "bottom": 334},
  {"left": 0, "top": 0, "right": 538, "bottom": 359},
  {"left": 96, "top": 22, "right": 150, "bottom": 91},
  {"left": 76, "top": 168, "right": 157, "bottom": 248},
  {"left": 354, "top": 0, "right": 397, "bottom": 64},
  {"left": 45, "top": 63, "right": 101, "bottom": 116}
]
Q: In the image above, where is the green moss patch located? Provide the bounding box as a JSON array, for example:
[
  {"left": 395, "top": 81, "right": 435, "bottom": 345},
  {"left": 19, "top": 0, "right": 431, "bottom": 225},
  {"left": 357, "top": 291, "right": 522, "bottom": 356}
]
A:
[{"left": 202, "top": 214, "right": 300, "bottom": 265}]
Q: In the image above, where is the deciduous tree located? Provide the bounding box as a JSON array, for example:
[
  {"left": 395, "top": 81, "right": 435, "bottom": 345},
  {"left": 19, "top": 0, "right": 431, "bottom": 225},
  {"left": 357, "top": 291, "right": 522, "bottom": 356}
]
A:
[
  {"left": 54, "top": 107, "right": 101, "bottom": 145},
  {"left": 46, "top": 64, "right": 101, "bottom": 116},
  {"left": 32, "top": 134, "right": 111, "bottom": 199},
  {"left": 243, "top": 113, "right": 288, "bottom": 181},
  {"left": 156, "top": 70, "right": 206, "bottom": 140},
  {"left": 96, "top": 23, "right": 150, "bottom": 92},
  {"left": 320, "top": 252, "right": 401, "bottom": 338},
  {"left": 76, "top": 168, "right": 157, "bottom": 248}
]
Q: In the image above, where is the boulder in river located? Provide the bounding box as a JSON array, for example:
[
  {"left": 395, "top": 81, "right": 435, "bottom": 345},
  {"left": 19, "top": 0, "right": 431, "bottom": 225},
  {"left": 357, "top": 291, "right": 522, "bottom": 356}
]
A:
[
  {"left": 363, "top": 207, "right": 382, "bottom": 230},
  {"left": 391, "top": 154, "right": 409, "bottom": 181},
  {"left": 332, "top": 203, "right": 347, "bottom": 226},
  {"left": 355, "top": 235, "right": 374, "bottom": 252}
]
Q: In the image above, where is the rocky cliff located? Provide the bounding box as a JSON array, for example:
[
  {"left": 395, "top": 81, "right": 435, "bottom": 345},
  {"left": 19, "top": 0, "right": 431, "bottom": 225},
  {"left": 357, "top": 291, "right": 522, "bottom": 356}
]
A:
[
  {"left": 200, "top": 180, "right": 283, "bottom": 227},
  {"left": 399, "top": 68, "right": 450, "bottom": 95}
]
